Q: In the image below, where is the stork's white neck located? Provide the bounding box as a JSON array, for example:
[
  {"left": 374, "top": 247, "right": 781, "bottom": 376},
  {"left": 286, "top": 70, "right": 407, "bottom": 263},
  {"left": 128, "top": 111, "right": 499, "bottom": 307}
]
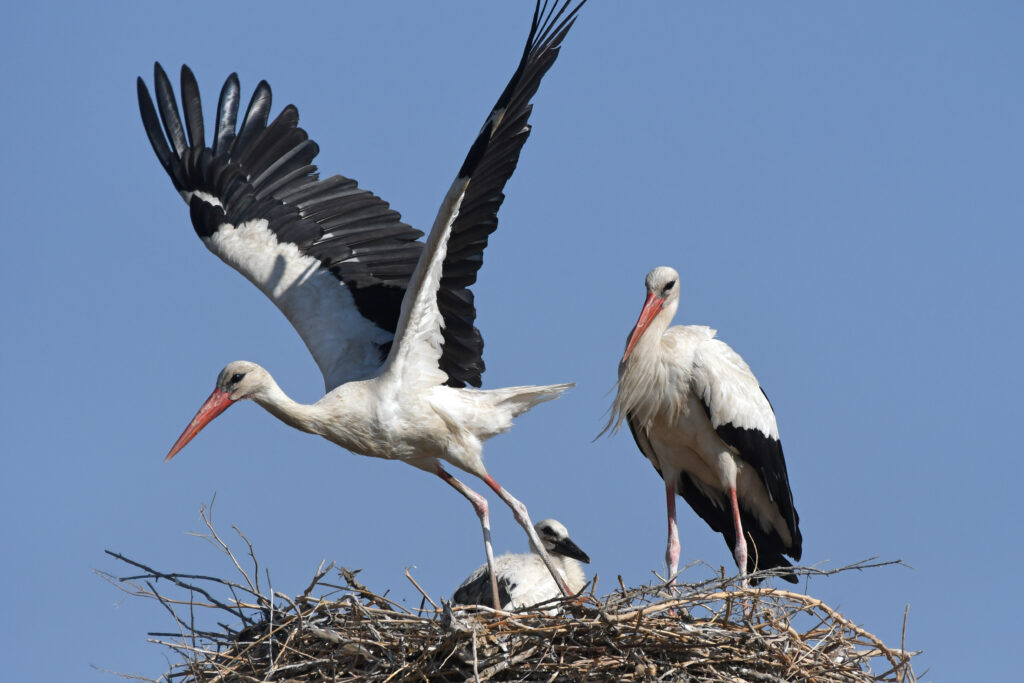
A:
[
  {"left": 250, "top": 375, "right": 322, "bottom": 436},
  {"left": 248, "top": 375, "right": 386, "bottom": 460},
  {"left": 604, "top": 300, "right": 681, "bottom": 434}
]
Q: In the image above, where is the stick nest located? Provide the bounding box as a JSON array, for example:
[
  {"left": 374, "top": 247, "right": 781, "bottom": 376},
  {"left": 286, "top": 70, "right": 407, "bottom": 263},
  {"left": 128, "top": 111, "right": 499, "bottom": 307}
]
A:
[{"left": 100, "top": 507, "right": 918, "bottom": 682}]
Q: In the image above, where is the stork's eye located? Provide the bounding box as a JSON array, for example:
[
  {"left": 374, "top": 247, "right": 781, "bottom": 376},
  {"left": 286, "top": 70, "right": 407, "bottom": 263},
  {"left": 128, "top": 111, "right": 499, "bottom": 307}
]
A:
[
  {"left": 230, "top": 373, "right": 246, "bottom": 384},
  {"left": 539, "top": 526, "right": 553, "bottom": 537},
  {"left": 663, "top": 280, "right": 676, "bottom": 294}
]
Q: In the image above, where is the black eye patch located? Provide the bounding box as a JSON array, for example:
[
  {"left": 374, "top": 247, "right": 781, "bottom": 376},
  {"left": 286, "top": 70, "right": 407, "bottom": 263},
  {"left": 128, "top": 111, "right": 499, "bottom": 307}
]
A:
[
  {"left": 231, "top": 373, "right": 245, "bottom": 384},
  {"left": 664, "top": 281, "right": 676, "bottom": 293}
]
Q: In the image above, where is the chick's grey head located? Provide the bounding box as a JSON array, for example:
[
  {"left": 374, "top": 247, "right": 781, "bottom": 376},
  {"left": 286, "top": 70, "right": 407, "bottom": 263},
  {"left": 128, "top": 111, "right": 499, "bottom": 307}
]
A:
[{"left": 535, "top": 518, "right": 590, "bottom": 563}]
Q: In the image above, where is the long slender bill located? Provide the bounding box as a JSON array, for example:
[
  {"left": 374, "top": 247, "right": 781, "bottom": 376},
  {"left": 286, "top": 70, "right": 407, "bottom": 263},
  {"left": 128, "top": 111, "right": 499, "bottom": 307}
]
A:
[
  {"left": 622, "top": 292, "right": 664, "bottom": 362},
  {"left": 165, "top": 389, "right": 234, "bottom": 461},
  {"left": 551, "top": 537, "right": 591, "bottom": 564}
]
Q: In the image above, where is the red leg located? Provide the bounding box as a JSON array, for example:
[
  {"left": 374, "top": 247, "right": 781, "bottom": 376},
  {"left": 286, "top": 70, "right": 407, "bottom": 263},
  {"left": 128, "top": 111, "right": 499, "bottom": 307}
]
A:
[
  {"left": 666, "top": 478, "right": 680, "bottom": 584},
  {"left": 483, "top": 474, "right": 572, "bottom": 597},
  {"left": 436, "top": 466, "right": 502, "bottom": 610},
  {"left": 728, "top": 486, "right": 749, "bottom": 588}
]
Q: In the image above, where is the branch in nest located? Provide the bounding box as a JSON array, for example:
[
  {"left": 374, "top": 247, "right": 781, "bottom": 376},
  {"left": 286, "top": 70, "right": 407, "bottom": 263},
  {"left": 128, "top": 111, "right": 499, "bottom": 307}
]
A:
[{"left": 100, "top": 513, "right": 919, "bottom": 683}]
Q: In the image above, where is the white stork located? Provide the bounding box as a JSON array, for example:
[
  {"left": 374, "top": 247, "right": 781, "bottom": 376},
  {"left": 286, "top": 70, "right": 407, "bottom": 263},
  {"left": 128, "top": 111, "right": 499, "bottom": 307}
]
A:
[
  {"left": 604, "top": 267, "right": 802, "bottom": 586},
  {"left": 453, "top": 518, "right": 589, "bottom": 613},
  {"left": 139, "top": 0, "right": 588, "bottom": 609}
]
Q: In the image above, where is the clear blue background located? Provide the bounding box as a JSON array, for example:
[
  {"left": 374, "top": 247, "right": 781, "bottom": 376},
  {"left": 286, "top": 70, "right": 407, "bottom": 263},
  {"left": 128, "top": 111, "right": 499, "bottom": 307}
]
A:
[{"left": 2, "top": 2, "right": 1020, "bottom": 680}]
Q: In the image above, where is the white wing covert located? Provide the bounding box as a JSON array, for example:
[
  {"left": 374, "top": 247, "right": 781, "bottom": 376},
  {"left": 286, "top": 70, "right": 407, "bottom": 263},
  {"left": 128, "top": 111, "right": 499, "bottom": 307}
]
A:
[{"left": 691, "top": 337, "right": 778, "bottom": 439}]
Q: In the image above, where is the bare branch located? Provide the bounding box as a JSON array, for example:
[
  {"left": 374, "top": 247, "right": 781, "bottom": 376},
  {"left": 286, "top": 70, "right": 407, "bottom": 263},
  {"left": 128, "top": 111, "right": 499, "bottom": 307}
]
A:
[{"left": 103, "top": 514, "right": 917, "bottom": 683}]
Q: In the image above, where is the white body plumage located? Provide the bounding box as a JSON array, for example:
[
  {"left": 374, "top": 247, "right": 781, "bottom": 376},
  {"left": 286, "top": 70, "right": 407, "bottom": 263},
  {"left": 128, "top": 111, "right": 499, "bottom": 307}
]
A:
[
  {"left": 453, "top": 519, "right": 590, "bottom": 613},
  {"left": 605, "top": 266, "right": 802, "bottom": 585}
]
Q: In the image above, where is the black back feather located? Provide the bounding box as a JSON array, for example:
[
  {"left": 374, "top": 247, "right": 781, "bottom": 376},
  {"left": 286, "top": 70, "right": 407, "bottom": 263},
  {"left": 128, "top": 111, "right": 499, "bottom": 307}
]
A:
[{"left": 453, "top": 570, "right": 515, "bottom": 609}]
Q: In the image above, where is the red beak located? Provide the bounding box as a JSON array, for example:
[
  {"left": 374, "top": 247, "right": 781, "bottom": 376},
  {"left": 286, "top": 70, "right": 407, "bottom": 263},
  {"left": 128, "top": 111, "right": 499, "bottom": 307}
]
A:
[
  {"left": 622, "top": 292, "right": 663, "bottom": 363},
  {"left": 165, "top": 388, "right": 234, "bottom": 461}
]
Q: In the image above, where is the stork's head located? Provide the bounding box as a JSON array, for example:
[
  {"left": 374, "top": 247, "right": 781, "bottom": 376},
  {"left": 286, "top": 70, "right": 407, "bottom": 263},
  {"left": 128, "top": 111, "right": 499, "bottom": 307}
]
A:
[
  {"left": 214, "top": 361, "right": 268, "bottom": 401},
  {"left": 535, "top": 519, "right": 590, "bottom": 563},
  {"left": 622, "top": 266, "right": 680, "bottom": 362},
  {"left": 645, "top": 266, "right": 680, "bottom": 303},
  {"left": 165, "top": 361, "right": 268, "bottom": 461}
]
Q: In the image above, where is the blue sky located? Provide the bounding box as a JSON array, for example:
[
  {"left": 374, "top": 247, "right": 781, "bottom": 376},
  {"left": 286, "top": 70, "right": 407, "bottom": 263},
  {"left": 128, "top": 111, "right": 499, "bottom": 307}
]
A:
[{"left": 2, "top": 2, "right": 1021, "bottom": 680}]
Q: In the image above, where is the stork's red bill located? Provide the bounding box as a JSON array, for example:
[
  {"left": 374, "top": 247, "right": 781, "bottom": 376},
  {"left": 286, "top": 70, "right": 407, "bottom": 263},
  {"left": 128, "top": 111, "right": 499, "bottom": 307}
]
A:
[
  {"left": 165, "top": 388, "right": 233, "bottom": 461},
  {"left": 623, "top": 291, "right": 667, "bottom": 362}
]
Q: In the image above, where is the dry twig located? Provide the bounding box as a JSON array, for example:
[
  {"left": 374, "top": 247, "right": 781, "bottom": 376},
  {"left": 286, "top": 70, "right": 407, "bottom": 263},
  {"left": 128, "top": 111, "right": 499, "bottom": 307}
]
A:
[{"left": 101, "top": 519, "right": 918, "bottom": 682}]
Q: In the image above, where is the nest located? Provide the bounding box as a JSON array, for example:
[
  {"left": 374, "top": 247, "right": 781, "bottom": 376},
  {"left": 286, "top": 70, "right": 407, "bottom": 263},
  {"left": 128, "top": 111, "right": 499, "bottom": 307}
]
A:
[{"left": 100, "top": 508, "right": 918, "bottom": 682}]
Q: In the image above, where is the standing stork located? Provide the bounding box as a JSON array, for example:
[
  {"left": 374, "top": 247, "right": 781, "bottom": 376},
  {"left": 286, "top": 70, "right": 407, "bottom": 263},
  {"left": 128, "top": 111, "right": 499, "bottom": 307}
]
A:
[
  {"left": 139, "top": 0, "right": 588, "bottom": 609},
  {"left": 604, "top": 267, "right": 802, "bottom": 586},
  {"left": 453, "top": 518, "right": 590, "bottom": 613}
]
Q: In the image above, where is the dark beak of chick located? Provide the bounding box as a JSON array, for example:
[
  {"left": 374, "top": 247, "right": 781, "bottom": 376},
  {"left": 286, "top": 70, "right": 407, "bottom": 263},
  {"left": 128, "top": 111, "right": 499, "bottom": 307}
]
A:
[{"left": 551, "top": 536, "right": 590, "bottom": 564}]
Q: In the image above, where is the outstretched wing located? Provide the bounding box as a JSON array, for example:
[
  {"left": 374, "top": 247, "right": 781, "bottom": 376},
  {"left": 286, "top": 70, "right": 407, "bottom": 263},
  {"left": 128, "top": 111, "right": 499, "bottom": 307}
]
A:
[
  {"left": 691, "top": 337, "right": 803, "bottom": 562},
  {"left": 382, "top": 0, "right": 587, "bottom": 388},
  {"left": 138, "top": 63, "right": 483, "bottom": 390}
]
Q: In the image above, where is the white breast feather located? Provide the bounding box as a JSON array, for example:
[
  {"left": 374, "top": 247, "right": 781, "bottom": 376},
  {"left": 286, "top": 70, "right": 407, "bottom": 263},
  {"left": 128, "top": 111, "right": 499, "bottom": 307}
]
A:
[
  {"left": 458, "top": 552, "right": 586, "bottom": 614},
  {"left": 609, "top": 325, "right": 714, "bottom": 435}
]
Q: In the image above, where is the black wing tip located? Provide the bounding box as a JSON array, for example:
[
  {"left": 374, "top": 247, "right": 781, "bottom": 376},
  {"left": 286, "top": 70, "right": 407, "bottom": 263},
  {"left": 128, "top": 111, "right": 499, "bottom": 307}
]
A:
[
  {"left": 455, "top": 0, "right": 586, "bottom": 180},
  {"left": 442, "top": 0, "right": 587, "bottom": 379},
  {"left": 750, "top": 559, "right": 799, "bottom": 585},
  {"left": 789, "top": 531, "right": 803, "bottom": 562},
  {"left": 218, "top": 71, "right": 242, "bottom": 98},
  {"left": 753, "top": 545, "right": 800, "bottom": 584},
  {"left": 136, "top": 76, "right": 154, "bottom": 116},
  {"left": 141, "top": 61, "right": 193, "bottom": 93},
  {"left": 499, "top": 0, "right": 587, "bottom": 109},
  {"left": 138, "top": 66, "right": 186, "bottom": 190},
  {"left": 747, "top": 534, "right": 801, "bottom": 583},
  {"left": 280, "top": 103, "right": 299, "bottom": 120}
]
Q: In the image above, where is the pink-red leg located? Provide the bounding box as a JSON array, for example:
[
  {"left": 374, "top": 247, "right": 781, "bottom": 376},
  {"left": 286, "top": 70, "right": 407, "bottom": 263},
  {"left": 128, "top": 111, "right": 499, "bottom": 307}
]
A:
[
  {"left": 666, "top": 478, "right": 680, "bottom": 584},
  {"left": 436, "top": 466, "right": 502, "bottom": 610},
  {"left": 483, "top": 474, "right": 572, "bottom": 598},
  {"left": 728, "top": 486, "right": 749, "bottom": 588}
]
